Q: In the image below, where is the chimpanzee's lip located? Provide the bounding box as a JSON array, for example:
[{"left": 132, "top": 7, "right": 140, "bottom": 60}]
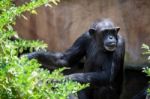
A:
[
  {"left": 107, "top": 46, "right": 116, "bottom": 49},
  {"left": 108, "top": 45, "right": 115, "bottom": 48},
  {"left": 104, "top": 45, "right": 116, "bottom": 51},
  {"left": 109, "top": 42, "right": 116, "bottom": 46},
  {"left": 106, "top": 44, "right": 116, "bottom": 48}
]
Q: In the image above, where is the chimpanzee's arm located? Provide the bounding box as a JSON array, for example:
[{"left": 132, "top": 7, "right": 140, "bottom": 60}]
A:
[
  {"left": 66, "top": 65, "right": 112, "bottom": 86},
  {"left": 27, "top": 52, "right": 68, "bottom": 66},
  {"left": 27, "top": 33, "right": 90, "bottom": 67}
]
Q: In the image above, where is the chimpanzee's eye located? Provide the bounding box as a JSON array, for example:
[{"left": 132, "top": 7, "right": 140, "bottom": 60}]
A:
[
  {"left": 110, "top": 30, "right": 118, "bottom": 36},
  {"left": 102, "top": 30, "right": 108, "bottom": 37}
]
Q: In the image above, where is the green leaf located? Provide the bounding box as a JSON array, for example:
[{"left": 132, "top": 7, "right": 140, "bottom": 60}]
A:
[
  {"left": 31, "top": 10, "right": 37, "bottom": 14},
  {"left": 142, "top": 44, "right": 149, "bottom": 50}
]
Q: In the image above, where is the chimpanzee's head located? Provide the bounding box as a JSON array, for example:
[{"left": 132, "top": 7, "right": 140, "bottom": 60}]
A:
[{"left": 89, "top": 19, "right": 120, "bottom": 52}]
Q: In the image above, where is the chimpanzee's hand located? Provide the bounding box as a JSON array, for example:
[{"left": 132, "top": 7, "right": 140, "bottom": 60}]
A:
[
  {"left": 23, "top": 52, "right": 68, "bottom": 67},
  {"left": 65, "top": 73, "right": 85, "bottom": 83}
]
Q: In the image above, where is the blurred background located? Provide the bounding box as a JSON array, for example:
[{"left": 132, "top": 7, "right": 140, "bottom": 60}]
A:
[
  {"left": 14, "top": 0, "right": 150, "bottom": 68},
  {"left": 13, "top": 0, "right": 150, "bottom": 98}
]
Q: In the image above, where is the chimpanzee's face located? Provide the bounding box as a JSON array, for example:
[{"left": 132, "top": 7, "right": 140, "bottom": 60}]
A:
[
  {"left": 94, "top": 28, "right": 119, "bottom": 51},
  {"left": 89, "top": 19, "right": 120, "bottom": 51},
  {"left": 102, "top": 29, "right": 118, "bottom": 51}
]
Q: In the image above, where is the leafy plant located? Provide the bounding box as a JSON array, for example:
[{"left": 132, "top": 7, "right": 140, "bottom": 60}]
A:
[
  {"left": 142, "top": 44, "right": 150, "bottom": 95},
  {"left": 0, "top": 0, "right": 87, "bottom": 98}
]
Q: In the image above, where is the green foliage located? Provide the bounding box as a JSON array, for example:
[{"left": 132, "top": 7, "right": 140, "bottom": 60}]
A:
[
  {"left": 0, "top": 57, "right": 86, "bottom": 98},
  {"left": 0, "top": 0, "right": 13, "bottom": 11},
  {"left": 142, "top": 44, "right": 150, "bottom": 95},
  {"left": 0, "top": 0, "right": 87, "bottom": 98}
]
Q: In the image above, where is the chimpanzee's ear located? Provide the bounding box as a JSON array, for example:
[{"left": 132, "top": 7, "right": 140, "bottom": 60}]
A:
[
  {"left": 115, "top": 27, "right": 120, "bottom": 33},
  {"left": 89, "top": 28, "right": 96, "bottom": 36}
]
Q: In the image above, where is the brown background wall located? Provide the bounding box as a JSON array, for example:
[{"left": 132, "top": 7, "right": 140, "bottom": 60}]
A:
[{"left": 14, "top": 0, "right": 150, "bottom": 68}]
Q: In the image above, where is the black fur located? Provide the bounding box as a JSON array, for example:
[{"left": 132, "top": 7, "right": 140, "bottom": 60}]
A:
[{"left": 27, "top": 19, "right": 125, "bottom": 99}]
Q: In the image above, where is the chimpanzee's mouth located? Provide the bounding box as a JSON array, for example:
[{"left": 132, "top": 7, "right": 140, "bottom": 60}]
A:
[{"left": 104, "top": 43, "right": 117, "bottom": 51}]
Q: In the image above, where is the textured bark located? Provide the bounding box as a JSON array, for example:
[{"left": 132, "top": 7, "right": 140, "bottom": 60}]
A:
[{"left": 14, "top": 0, "right": 150, "bottom": 67}]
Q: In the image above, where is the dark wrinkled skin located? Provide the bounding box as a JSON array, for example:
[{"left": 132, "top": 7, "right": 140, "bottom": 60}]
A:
[{"left": 27, "top": 19, "right": 125, "bottom": 99}]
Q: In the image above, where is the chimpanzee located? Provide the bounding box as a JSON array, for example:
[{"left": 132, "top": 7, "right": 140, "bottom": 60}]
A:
[{"left": 27, "top": 19, "right": 125, "bottom": 99}]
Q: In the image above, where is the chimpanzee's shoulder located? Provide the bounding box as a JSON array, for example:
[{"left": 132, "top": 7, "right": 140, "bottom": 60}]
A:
[
  {"left": 117, "top": 34, "right": 125, "bottom": 46},
  {"left": 81, "top": 31, "right": 92, "bottom": 40}
]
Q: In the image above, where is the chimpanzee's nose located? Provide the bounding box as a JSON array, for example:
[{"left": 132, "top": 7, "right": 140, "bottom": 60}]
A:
[{"left": 109, "top": 36, "right": 113, "bottom": 39}]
